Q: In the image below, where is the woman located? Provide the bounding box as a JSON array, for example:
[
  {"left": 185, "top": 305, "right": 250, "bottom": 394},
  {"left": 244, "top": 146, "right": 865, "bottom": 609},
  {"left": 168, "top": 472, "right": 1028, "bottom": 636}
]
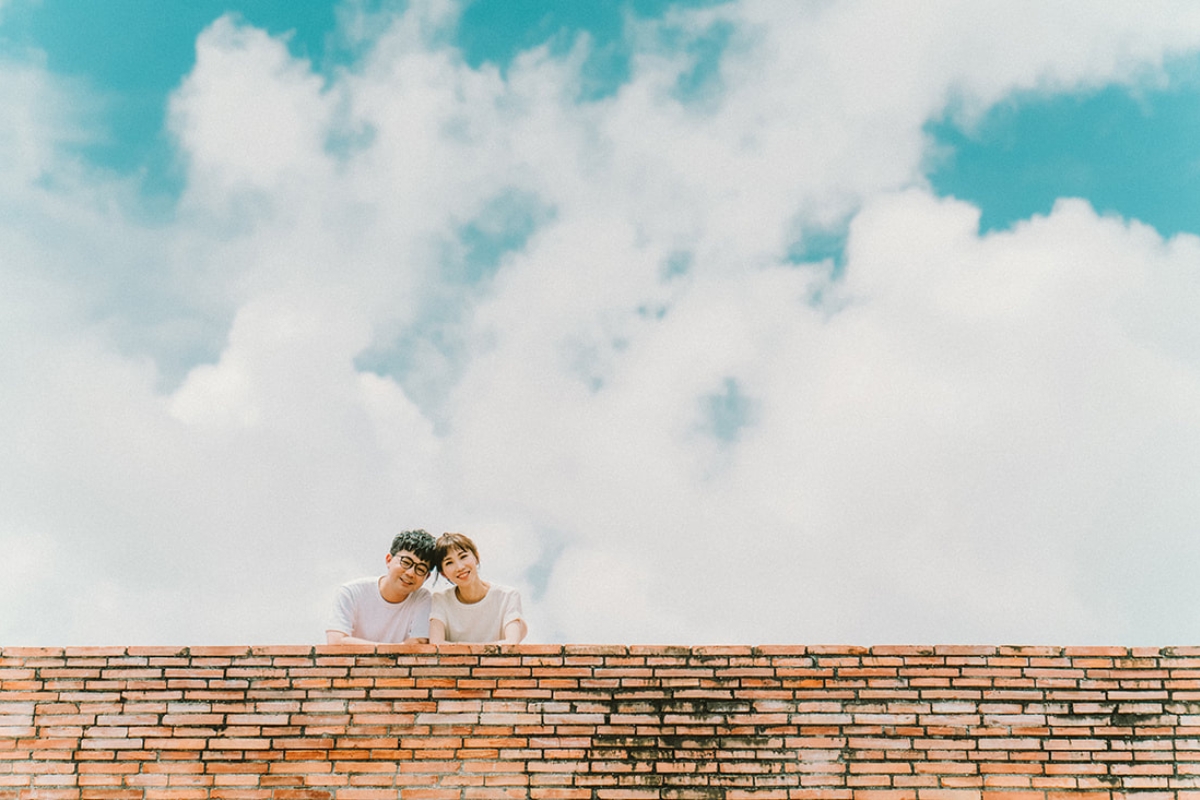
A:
[{"left": 429, "top": 532, "right": 527, "bottom": 644}]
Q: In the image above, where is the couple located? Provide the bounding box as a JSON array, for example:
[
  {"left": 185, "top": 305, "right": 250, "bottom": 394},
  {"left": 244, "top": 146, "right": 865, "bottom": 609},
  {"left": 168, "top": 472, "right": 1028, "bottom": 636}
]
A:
[{"left": 325, "top": 529, "right": 527, "bottom": 645}]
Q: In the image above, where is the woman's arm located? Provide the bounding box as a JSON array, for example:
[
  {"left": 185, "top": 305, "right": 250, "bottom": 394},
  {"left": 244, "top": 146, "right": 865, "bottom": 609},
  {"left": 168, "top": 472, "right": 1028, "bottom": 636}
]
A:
[
  {"left": 429, "top": 618, "right": 448, "bottom": 644},
  {"left": 501, "top": 618, "right": 527, "bottom": 644}
]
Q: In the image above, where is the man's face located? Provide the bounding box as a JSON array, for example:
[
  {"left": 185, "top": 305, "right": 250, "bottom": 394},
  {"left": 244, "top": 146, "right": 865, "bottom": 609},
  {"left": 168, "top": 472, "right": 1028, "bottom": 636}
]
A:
[{"left": 385, "top": 549, "right": 432, "bottom": 592}]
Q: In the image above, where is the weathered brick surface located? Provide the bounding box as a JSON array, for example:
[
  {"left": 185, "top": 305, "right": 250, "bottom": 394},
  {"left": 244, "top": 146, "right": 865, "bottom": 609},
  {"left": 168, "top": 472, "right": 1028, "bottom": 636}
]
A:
[{"left": 2, "top": 646, "right": 1199, "bottom": 798}]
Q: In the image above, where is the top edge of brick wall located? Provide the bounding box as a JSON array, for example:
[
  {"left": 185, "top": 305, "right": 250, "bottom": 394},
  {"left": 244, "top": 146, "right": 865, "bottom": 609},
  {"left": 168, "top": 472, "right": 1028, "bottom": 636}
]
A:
[{"left": 1, "top": 643, "right": 1196, "bottom": 657}]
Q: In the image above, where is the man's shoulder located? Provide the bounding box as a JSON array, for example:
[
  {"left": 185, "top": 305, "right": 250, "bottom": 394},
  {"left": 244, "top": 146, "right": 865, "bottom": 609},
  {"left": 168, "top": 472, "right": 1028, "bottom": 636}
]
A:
[
  {"left": 341, "top": 575, "right": 380, "bottom": 589},
  {"left": 337, "top": 576, "right": 380, "bottom": 598}
]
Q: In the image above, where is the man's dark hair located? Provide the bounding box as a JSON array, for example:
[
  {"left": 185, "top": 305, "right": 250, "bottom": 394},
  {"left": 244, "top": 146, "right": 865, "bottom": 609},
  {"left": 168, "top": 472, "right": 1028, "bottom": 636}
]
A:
[{"left": 389, "top": 529, "right": 436, "bottom": 566}]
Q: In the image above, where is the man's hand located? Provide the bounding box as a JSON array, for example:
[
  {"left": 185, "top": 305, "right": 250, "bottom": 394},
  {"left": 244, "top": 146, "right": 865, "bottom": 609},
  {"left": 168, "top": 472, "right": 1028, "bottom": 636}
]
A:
[{"left": 326, "top": 630, "right": 377, "bottom": 645}]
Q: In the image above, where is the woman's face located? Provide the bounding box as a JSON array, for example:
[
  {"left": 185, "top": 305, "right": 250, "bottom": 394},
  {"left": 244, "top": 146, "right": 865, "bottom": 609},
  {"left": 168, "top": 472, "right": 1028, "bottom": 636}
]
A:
[{"left": 440, "top": 546, "right": 479, "bottom": 587}]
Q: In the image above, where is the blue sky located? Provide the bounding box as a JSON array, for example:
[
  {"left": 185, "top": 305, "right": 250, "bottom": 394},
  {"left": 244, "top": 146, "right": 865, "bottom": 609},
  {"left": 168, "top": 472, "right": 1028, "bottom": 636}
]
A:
[
  {"left": 1, "top": 0, "right": 336, "bottom": 177},
  {"left": 3, "top": 0, "right": 1200, "bottom": 647},
  {"left": 1, "top": 0, "right": 708, "bottom": 185},
  {"left": 5, "top": 0, "right": 1197, "bottom": 239},
  {"left": 929, "top": 71, "right": 1200, "bottom": 237}
]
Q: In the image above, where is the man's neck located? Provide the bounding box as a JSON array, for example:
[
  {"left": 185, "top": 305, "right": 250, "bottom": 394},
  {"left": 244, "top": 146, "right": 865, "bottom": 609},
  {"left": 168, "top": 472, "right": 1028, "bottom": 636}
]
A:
[{"left": 378, "top": 575, "right": 414, "bottom": 604}]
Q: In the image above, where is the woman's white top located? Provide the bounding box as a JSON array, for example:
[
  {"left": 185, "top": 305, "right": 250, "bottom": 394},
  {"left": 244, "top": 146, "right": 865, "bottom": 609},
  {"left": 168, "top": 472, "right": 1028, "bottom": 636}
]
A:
[{"left": 430, "top": 583, "right": 524, "bottom": 643}]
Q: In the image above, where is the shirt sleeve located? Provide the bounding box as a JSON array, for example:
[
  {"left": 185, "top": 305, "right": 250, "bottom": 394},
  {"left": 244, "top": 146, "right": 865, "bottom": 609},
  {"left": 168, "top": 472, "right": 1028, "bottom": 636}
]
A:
[
  {"left": 500, "top": 587, "right": 524, "bottom": 629},
  {"left": 429, "top": 590, "right": 449, "bottom": 626},
  {"left": 407, "top": 591, "right": 433, "bottom": 640},
  {"left": 326, "top": 584, "right": 356, "bottom": 635}
]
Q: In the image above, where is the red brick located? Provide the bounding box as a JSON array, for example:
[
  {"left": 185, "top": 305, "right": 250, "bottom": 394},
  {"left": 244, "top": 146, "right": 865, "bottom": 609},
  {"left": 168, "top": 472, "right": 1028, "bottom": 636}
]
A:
[{"left": 2, "top": 647, "right": 1196, "bottom": 797}]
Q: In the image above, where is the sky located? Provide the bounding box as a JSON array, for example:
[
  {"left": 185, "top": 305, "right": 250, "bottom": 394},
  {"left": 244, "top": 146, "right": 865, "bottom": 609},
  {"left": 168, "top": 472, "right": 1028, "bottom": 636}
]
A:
[{"left": 2, "top": 0, "right": 1200, "bottom": 647}]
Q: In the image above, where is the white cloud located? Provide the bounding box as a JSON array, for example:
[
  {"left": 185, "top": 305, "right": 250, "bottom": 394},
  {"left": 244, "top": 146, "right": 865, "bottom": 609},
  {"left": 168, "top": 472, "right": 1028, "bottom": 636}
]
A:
[
  {"left": 458, "top": 189, "right": 1200, "bottom": 645},
  {"left": 171, "top": 16, "right": 333, "bottom": 194},
  {"left": 3, "top": 0, "right": 1200, "bottom": 646},
  {"left": 0, "top": 58, "right": 90, "bottom": 186}
]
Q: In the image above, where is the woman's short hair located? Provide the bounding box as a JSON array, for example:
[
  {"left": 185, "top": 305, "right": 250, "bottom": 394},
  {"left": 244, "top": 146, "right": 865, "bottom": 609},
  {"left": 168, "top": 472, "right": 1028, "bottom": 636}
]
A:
[{"left": 434, "top": 532, "right": 479, "bottom": 574}]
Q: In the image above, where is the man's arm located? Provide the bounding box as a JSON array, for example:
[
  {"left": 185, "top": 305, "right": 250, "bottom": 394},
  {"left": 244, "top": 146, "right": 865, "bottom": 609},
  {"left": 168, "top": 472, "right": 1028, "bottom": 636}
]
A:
[
  {"left": 326, "top": 629, "right": 377, "bottom": 645},
  {"left": 403, "top": 592, "right": 433, "bottom": 646}
]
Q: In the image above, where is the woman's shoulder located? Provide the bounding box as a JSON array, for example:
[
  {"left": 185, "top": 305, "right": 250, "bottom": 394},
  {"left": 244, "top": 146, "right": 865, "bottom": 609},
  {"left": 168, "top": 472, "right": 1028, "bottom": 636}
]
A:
[
  {"left": 430, "top": 585, "right": 458, "bottom": 605},
  {"left": 488, "top": 583, "right": 522, "bottom": 601}
]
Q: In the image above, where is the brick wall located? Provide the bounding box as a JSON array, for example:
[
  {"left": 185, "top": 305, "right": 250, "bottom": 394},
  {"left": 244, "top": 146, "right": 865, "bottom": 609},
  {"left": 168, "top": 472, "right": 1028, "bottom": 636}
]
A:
[{"left": 2, "top": 644, "right": 1199, "bottom": 800}]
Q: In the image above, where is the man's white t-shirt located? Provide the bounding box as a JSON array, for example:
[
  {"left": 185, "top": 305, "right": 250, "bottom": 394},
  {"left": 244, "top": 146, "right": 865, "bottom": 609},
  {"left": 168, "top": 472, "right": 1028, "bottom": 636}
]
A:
[
  {"left": 429, "top": 583, "right": 523, "bottom": 643},
  {"left": 327, "top": 577, "right": 432, "bottom": 642}
]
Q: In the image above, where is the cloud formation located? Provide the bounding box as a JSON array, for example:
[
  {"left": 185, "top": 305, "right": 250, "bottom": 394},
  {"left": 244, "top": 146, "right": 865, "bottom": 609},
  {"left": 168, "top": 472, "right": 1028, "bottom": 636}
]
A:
[{"left": 3, "top": 0, "right": 1200, "bottom": 645}]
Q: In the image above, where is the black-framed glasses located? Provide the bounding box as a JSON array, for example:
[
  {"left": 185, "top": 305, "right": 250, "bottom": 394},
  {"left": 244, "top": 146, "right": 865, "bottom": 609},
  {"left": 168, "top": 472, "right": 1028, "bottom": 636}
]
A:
[{"left": 396, "top": 556, "right": 430, "bottom": 577}]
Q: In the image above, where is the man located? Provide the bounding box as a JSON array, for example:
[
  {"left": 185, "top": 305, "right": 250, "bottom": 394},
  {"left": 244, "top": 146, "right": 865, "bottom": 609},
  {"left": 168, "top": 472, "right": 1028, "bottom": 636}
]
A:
[{"left": 326, "top": 529, "right": 436, "bottom": 644}]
